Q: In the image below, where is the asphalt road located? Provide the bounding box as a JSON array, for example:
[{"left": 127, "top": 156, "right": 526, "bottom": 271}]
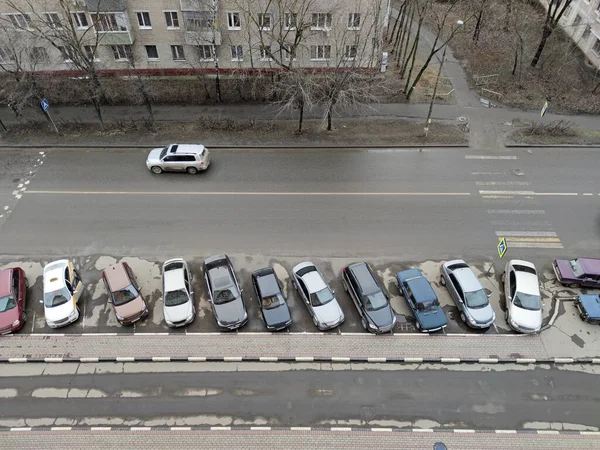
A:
[
  {"left": 0, "top": 364, "right": 599, "bottom": 430},
  {"left": 0, "top": 147, "right": 597, "bottom": 259}
]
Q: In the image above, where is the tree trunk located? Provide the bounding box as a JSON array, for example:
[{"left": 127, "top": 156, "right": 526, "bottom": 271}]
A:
[
  {"left": 388, "top": 4, "right": 403, "bottom": 44},
  {"left": 399, "top": 5, "right": 415, "bottom": 71},
  {"left": 512, "top": 47, "right": 518, "bottom": 76},
  {"left": 327, "top": 108, "right": 332, "bottom": 131},
  {"left": 89, "top": 74, "right": 104, "bottom": 129},
  {"left": 504, "top": 0, "right": 512, "bottom": 31},
  {"left": 473, "top": 9, "right": 483, "bottom": 43},
  {"left": 406, "top": 35, "right": 439, "bottom": 101},
  {"left": 531, "top": 25, "right": 552, "bottom": 67},
  {"left": 0, "top": 117, "right": 7, "bottom": 132},
  {"left": 298, "top": 100, "right": 304, "bottom": 133},
  {"left": 593, "top": 79, "right": 600, "bottom": 94}
]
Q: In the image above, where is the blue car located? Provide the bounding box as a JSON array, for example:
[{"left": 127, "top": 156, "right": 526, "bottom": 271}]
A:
[
  {"left": 575, "top": 294, "right": 600, "bottom": 325},
  {"left": 396, "top": 269, "right": 448, "bottom": 332}
]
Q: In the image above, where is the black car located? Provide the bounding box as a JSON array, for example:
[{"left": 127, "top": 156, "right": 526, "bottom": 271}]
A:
[
  {"left": 342, "top": 262, "right": 396, "bottom": 334},
  {"left": 203, "top": 254, "right": 248, "bottom": 331},
  {"left": 252, "top": 267, "right": 292, "bottom": 331}
]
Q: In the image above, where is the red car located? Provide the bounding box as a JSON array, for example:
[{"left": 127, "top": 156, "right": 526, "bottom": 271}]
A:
[{"left": 0, "top": 268, "right": 28, "bottom": 335}]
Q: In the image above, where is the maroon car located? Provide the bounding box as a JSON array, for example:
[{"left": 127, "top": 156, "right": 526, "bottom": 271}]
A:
[
  {"left": 553, "top": 258, "right": 600, "bottom": 288},
  {"left": 0, "top": 268, "right": 28, "bottom": 335}
]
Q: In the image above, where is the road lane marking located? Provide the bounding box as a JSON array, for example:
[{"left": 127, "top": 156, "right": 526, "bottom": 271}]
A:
[
  {"left": 505, "top": 242, "right": 564, "bottom": 249},
  {"left": 505, "top": 237, "right": 561, "bottom": 243},
  {"left": 465, "top": 155, "right": 518, "bottom": 159},
  {"left": 26, "top": 190, "right": 472, "bottom": 196},
  {"left": 476, "top": 181, "right": 531, "bottom": 186},
  {"left": 495, "top": 231, "right": 558, "bottom": 237},
  {"left": 480, "top": 190, "right": 578, "bottom": 196},
  {"left": 487, "top": 210, "right": 545, "bottom": 215},
  {"left": 481, "top": 195, "right": 514, "bottom": 199}
]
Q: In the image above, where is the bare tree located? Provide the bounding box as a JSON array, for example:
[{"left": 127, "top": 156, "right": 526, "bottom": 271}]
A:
[
  {"left": 2, "top": 0, "right": 108, "bottom": 127},
  {"left": 530, "top": 0, "right": 573, "bottom": 67},
  {"left": 471, "top": 0, "right": 493, "bottom": 44},
  {"left": 269, "top": 69, "right": 317, "bottom": 132}
]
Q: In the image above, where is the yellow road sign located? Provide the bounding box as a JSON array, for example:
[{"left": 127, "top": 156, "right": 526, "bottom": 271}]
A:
[{"left": 497, "top": 237, "right": 507, "bottom": 258}]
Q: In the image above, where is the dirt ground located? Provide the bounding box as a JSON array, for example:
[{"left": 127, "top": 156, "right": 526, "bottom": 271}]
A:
[
  {"left": 0, "top": 117, "right": 468, "bottom": 147},
  {"left": 508, "top": 128, "right": 600, "bottom": 145}
]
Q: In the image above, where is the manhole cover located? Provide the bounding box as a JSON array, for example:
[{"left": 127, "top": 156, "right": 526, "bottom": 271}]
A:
[{"left": 513, "top": 169, "right": 524, "bottom": 176}]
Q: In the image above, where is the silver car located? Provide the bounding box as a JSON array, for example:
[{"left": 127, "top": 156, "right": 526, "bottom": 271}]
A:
[
  {"left": 291, "top": 262, "right": 344, "bottom": 330},
  {"left": 440, "top": 260, "right": 495, "bottom": 328},
  {"left": 503, "top": 260, "right": 542, "bottom": 334},
  {"left": 162, "top": 258, "right": 195, "bottom": 328},
  {"left": 146, "top": 143, "right": 210, "bottom": 174}
]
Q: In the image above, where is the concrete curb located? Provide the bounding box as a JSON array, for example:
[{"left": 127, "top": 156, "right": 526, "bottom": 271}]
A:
[
  {"left": 0, "top": 426, "right": 598, "bottom": 434},
  {"left": 505, "top": 143, "right": 600, "bottom": 148},
  {"left": 0, "top": 143, "right": 469, "bottom": 150},
  {"left": 1, "top": 356, "right": 599, "bottom": 364}
]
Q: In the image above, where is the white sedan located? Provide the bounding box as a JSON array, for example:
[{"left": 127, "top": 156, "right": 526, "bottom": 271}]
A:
[
  {"left": 162, "top": 258, "right": 195, "bottom": 327},
  {"left": 502, "top": 260, "right": 543, "bottom": 334},
  {"left": 43, "top": 259, "right": 84, "bottom": 328}
]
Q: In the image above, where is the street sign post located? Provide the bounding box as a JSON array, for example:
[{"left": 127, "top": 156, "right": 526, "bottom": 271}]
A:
[
  {"left": 39, "top": 98, "right": 58, "bottom": 134},
  {"left": 540, "top": 100, "right": 549, "bottom": 117},
  {"left": 497, "top": 237, "right": 507, "bottom": 259}
]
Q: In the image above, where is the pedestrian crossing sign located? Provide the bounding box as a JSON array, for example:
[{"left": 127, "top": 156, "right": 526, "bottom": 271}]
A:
[{"left": 497, "top": 237, "right": 507, "bottom": 258}]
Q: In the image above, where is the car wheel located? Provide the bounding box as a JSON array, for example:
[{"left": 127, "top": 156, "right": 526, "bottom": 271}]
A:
[
  {"left": 568, "top": 283, "right": 578, "bottom": 289},
  {"left": 440, "top": 276, "right": 446, "bottom": 286},
  {"left": 342, "top": 279, "right": 348, "bottom": 292},
  {"left": 24, "top": 277, "right": 29, "bottom": 289},
  {"left": 151, "top": 166, "right": 163, "bottom": 174},
  {"left": 21, "top": 310, "right": 27, "bottom": 324},
  {"left": 460, "top": 312, "right": 467, "bottom": 324},
  {"left": 313, "top": 316, "right": 320, "bottom": 329},
  {"left": 397, "top": 284, "right": 404, "bottom": 296},
  {"left": 186, "top": 167, "right": 199, "bottom": 175},
  {"left": 415, "top": 321, "right": 421, "bottom": 331},
  {"left": 361, "top": 317, "right": 368, "bottom": 331},
  {"left": 501, "top": 272, "right": 506, "bottom": 284},
  {"left": 504, "top": 309, "right": 509, "bottom": 322}
]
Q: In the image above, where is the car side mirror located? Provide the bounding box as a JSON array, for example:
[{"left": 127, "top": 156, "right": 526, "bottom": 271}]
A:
[
  {"left": 484, "top": 288, "right": 492, "bottom": 298},
  {"left": 107, "top": 297, "right": 113, "bottom": 304},
  {"left": 331, "top": 289, "right": 335, "bottom": 295}
]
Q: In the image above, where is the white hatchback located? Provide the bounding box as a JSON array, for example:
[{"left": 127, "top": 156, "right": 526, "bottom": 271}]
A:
[
  {"left": 43, "top": 259, "right": 84, "bottom": 328},
  {"left": 162, "top": 258, "right": 195, "bottom": 327},
  {"left": 503, "top": 260, "right": 543, "bottom": 334}
]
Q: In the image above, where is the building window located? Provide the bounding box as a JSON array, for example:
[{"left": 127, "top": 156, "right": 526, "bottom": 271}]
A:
[
  {"left": 572, "top": 14, "right": 582, "bottom": 27},
  {"left": 184, "top": 11, "right": 213, "bottom": 32},
  {"left": 72, "top": 12, "right": 89, "bottom": 29},
  {"left": 228, "top": 12, "right": 240, "bottom": 29},
  {"left": 283, "top": 45, "right": 296, "bottom": 61},
  {"left": 344, "top": 44, "right": 357, "bottom": 60},
  {"left": 29, "top": 47, "right": 49, "bottom": 64},
  {"left": 284, "top": 12, "right": 297, "bottom": 30},
  {"left": 311, "top": 44, "right": 331, "bottom": 60},
  {"left": 258, "top": 13, "right": 271, "bottom": 30},
  {"left": 0, "top": 47, "right": 16, "bottom": 62},
  {"left": 312, "top": 13, "right": 332, "bottom": 29},
  {"left": 43, "top": 12, "right": 62, "bottom": 29},
  {"left": 6, "top": 13, "right": 31, "bottom": 30},
  {"left": 259, "top": 45, "right": 271, "bottom": 60},
  {"left": 593, "top": 38, "right": 600, "bottom": 55},
  {"left": 112, "top": 45, "right": 132, "bottom": 61},
  {"left": 96, "top": 13, "right": 127, "bottom": 32},
  {"left": 562, "top": 5, "right": 572, "bottom": 18},
  {"left": 145, "top": 45, "right": 159, "bottom": 60},
  {"left": 58, "top": 46, "right": 75, "bottom": 62},
  {"left": 348, "top": 13, "right": 360, "bottom": 29},
  {"left": 197, "top": 45, "right": 213, "bottom": 60},
  {"left": 83, "top": 45, "right": 99, "bottom": 61},
  {"left": 164, "top": 11, "right": 180, "bottom": 29},
  {"left": 171, "top": 44, "right": 186, "bottom": 60},
  {"left": 136, "top": 12, "right": 152, "bottom": 28},
  {"left": 231, "top": 44, "right": 243, "bottom": 61},
  {"left": 582, "top": 25, "right": 591, "bottom": 42}
]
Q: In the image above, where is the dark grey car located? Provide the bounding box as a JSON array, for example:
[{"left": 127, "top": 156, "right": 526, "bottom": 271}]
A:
[
  {"left": 341, "top": 262, "right": 396, "bottom": 334},
  {"left": 252, "top": 267, "right": 292, "bottom": 331},
  {"left": 203, "top": 254, "right": 248, "bottom": 330}
]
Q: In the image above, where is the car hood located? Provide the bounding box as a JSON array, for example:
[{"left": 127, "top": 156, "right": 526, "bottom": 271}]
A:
[
  {"left": 44, "top": 300, "right": 75, "bottom": 322},
  {"left": 313, "top": 299, "right": 344, "bottom": 324},
  {"left": 114, "top": 296, "right": 146, "bottom": 319},
  {"left": 466, "top": 303, "right": 495, "bottom": 325},
  {"left": 366, "top": 305, "right": 395, "bottom": 328},
  {"left": 164, "top": 301, "right": 193, "bottom": 323},
  {"left": 509, "top": 304, "right": 542, "bottom": 331},
  {"left": 0, "top": 307, "right": 20, "bottom": 328},
  {"left": 415, "top": 306, "right": 448, "bottom": 330},
  {"left": 146, "top": 148, "right": 163, "bottom": 163},
  {"left": 555, "top": 260, "right": 575, "bottom": 281},
  {"left": 214, "top": 298, "right": 247, "bottom": 325},
  {"left": 262, "top": 303, "right": 291, "bottom": 327}
]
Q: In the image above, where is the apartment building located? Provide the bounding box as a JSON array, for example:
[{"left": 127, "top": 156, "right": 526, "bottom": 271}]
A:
[
  {"left": 0, "top": 0, "right": 391, "bottom": 74},
  {"left": 551, "top": 0, "right": 600, "bottom": 69}
]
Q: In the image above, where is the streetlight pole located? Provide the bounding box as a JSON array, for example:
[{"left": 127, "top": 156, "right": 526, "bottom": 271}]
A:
[{"left": 424, "top": 20, "right": 463, "bottom": 138}]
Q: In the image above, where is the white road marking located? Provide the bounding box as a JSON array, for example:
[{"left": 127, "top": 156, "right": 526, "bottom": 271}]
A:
[
  {"left": 476, "top": 181, "right": 531, "bottom": 186},
  {"left": 487, "top": 210, "right": 545, "bottom": 215},
  {"left": 26, "top": 190, "right": 472, "bottom": 197},
  {"left": 471, "top": 172, "right": 508, "bottom": 175},
  {"left": 505, "top": 242, "right": 564, "bottom": 249},
  {"left": 583, "top": 193, "right": 594, "bottom": 196},
  {"left": 480, "top": 190, "right": 577, "bottom": 196},
  {"left": 465, "top": 155, "right": 518, "bottom": 160},
  {"left": 495, "top": 231, "right": 558, "bottom": 237}
]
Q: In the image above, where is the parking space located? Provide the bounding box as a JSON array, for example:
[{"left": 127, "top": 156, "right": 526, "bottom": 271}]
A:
[{"left": 0, "top": 254, "right": 595, "bottom": 337}]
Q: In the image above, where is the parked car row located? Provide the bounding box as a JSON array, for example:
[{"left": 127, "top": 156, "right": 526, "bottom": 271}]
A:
[{"left": 2, "top": 255, "right": 599, "bottom": 335}]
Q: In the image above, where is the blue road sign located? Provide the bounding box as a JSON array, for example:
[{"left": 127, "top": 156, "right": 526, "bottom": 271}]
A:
[
  {"left": 41, "top": 98, "right": 49, "bottom": 112},
  {"left": 497, "top": 237, "right": 507, "bottom": 259}
]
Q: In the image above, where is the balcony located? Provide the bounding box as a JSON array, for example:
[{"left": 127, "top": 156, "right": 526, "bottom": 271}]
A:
[
  {"left": 185, "top": 29, "right": 221, "bottom": 45},
  {"left": 94, "top": 11, "right": 134, "bottom": 45},
  {"left": 85, "top": 0, "right": 126, "bottom": 12},
  {"left": 180, "top": 0, "right": 215, "bottom": 10}
]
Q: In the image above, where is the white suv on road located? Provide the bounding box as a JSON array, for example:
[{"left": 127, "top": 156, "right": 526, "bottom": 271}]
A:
[{"left": 146, "top": 143, "right": 210, "bottom": 174}]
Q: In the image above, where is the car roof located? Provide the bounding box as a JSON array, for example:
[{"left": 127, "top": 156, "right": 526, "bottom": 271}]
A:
[
  {"left": 209, "top": 265, "right": 234, "bottom": 288},
  {"left": 104, "top": 263, "right": 130, "bottom": 291},
  {"left": 453, "top": 267, "right": 482, "bottom": 292},
  {"left": 406, "top": 277, "right": 437, "bottom": 303},
  {"left": 43, "top": 260, "right": 68, "bottom": 292},
  {"left": 256, "top": 271, "right": 279, "bottom": 297},
  {"left": 0, "top": 269, "right": 12, "bottom": 296},
  {"left": 348, "top": 262, "right": 378, "bottom": 294},
  {"left": 579, "top": 258, "right": 600, "bottom": 275},
  {"left": 301, "top": 270, "right": 326, "bottom": 293},
  {"left": 170, "top": 144, "right": 205, "bottom": 154},
  {"left": 164, "top": 267, "right": 185, "bottom": 292},
  {"left": 515, "top": 270, "right": 540, "bottom": 296}
]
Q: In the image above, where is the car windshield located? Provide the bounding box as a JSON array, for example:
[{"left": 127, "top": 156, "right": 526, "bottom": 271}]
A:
[
  {"left": 365, "top": 291, "right": 388, "bottom": 311},
  {"left": 0, "top": 295, "right": 16, "bottom": 313},
  {"left": 159, "top": 147, "right": 168, "bottom": 159},
  {"left": 165, "top": 288, "right": 188, "bottom": 307},
  {"left": 213, "top": 275, "right": 239, "bottom": 305},
  {"left": 416, "top": 300, "right": 439, "bottom": 311},
  {"left": 569, "top": 259, "right": 584, "bottom": 278},
  {"left": 514, "top": 292, "right": 541, "bottom": 311},
  {"left": 44, "top": 287, "right": 70, "bottom": 308},
  {"left": 465, "top": 289, "right": 489, "bottom": 309},
  {"left": 262, "top": 294, "right": 285, "bottom": 309},
  {"left": 310, "top": 287, "right": 334, "bottom": 307},
  {"left": 112, "top": 284, "right": 139, "bottom": 306}
]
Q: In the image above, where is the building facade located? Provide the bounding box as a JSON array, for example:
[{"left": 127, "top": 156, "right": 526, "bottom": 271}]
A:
[{"left": 0, "top": 0, "right": 391, "bottom": 75}]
